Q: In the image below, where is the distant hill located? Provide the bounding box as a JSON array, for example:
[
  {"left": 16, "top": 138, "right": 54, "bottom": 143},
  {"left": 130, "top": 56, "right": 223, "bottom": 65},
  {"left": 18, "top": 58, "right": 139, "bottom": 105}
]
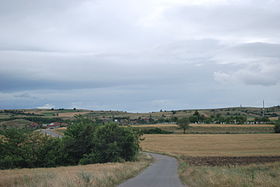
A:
[{"left": 0, "top": 106, "right": 279, "bottom": 125}]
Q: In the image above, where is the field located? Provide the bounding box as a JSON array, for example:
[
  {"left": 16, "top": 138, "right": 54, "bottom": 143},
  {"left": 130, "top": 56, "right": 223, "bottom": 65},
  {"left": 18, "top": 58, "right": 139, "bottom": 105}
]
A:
[
  {"left": 141, "top": 134, "right": 280, "bottom": 186},
  {"left": 141, "top": 134, "right": 280, "bottom": 157},
  {"left": 0, "top": 153, "right": 152, "bottom": 187}
]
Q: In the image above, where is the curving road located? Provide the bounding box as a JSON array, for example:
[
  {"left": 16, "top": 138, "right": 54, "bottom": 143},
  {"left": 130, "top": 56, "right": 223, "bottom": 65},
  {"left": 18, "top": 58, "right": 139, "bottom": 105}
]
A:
[{"left": 119, "top": 153, "right": 184, "bottom": 187}]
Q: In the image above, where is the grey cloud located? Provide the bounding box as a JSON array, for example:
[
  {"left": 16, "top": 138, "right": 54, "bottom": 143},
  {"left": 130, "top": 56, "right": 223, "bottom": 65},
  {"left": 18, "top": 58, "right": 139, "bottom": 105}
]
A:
[
  {"left": 0, "top": 0, "right": 280, "bottom": 111},
  {"left": 228, "top": 42, "right": 280, "bottom": 58},
  {"left": 213, "top": 42, "right": 280, "bottom": 86},
  {"left": 164, "top": 1, "right": 280, "bottom": 41},
  {"left": 0, "top": 73, "right": 136, "bottom": 92},
  {"left": 14, "top": 93, "right": 37, "bottom": 99}
]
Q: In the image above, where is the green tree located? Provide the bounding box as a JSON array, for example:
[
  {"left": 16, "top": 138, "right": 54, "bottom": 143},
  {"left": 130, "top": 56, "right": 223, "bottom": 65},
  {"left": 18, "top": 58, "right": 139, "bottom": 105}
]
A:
[
  {"left": 274, "top": 121, "right": 280, "bottom": 133},
  {"left": 177, "top": 117, "right": 190, "bottom": 134},
  {"left": 63, "top": 116, "right": 98, "bottom": 164},
  {"left": 80, "top": 123, "right": 141, "bottom": 164},
  {"left": 0, "top": 128, "right": 65, "bottom": 169}
]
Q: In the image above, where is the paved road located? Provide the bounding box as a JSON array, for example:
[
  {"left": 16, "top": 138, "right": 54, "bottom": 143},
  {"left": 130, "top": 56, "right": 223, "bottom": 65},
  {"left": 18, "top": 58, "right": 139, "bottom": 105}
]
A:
[
  {"left": 40, "top": 129, "right": 63, "bottom": 138},
  {"left": 119, "top": 153, "right": 184, "bottom": 187}
]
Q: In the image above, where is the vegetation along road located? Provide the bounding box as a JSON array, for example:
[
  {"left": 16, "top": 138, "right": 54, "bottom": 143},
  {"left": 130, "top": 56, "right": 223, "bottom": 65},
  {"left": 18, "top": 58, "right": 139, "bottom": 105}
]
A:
[{"left": 119, "top": 153, "right": 183, "bottom": 187}]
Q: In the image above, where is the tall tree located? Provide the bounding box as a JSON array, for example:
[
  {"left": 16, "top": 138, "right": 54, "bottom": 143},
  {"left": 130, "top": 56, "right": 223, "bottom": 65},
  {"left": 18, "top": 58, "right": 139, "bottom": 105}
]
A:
[{"left": 177, "top": 117, "right": 190, "bottom": 134}]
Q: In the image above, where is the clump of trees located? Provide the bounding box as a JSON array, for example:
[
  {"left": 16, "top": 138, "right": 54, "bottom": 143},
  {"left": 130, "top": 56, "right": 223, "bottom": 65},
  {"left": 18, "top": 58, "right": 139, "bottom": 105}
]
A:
[{"left": 0, "top": 117, "right": 141, "bottom": 169}]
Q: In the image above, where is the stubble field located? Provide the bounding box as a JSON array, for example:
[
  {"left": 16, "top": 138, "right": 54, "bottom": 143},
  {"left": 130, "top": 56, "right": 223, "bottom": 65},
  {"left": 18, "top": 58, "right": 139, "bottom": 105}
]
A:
[
  {"left": 141, "top": 134, "right": 280, "bottom": 157},
  {"left": 141, "top": 134, "right": 280, "bottom": 187}
]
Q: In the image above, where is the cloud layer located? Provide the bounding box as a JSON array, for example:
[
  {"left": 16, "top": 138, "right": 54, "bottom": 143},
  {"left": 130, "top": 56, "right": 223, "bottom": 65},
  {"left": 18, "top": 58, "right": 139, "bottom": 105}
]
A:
[{"left": 0, "top": 0, "right": 279, "bottom": 111}]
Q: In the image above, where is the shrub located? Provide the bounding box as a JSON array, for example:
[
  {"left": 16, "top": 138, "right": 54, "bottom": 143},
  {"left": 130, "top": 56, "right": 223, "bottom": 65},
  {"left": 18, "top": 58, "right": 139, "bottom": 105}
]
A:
[
  {"left": 141, "top": 127, "right": 172, "bottom": 134},
  {"left": 63, "top": 117, "right": 98, "bottom": 164},
  {"left": 274, "top": 121, "right": 280, "bottom": 133},
  {"left": 0, "top": 128, "right": 66, "bottom": 169},
  {"left": 90, "top": 123, "right": 141, "bottom": 163}
]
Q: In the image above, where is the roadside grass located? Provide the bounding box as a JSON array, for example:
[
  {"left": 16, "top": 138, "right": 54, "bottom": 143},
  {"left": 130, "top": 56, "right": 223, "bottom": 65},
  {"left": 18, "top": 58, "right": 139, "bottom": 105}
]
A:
[
  {"left": 141, "top": 134, "right": 280, "bottom": 186},
  {"left": 0, "top": 153, "right": 152, "bottom": 187},
  {"left": 181, "top": 161, "right": 280, "bottom": 187}
]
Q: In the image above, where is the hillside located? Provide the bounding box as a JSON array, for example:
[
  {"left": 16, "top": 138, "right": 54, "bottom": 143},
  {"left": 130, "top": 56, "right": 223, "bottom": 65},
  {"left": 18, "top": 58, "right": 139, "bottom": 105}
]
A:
[
  {"left": 0, "top": 106, "right": 279, "bottom": 125},
  {"left": 0, "top": 119, "right": 34, "bottom": 129}
]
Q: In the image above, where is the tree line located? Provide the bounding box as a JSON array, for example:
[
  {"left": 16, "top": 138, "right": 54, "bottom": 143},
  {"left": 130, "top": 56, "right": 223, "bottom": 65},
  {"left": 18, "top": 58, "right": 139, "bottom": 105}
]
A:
[{"left": 0, "top": 117, "right": 141, "bottom": 169}]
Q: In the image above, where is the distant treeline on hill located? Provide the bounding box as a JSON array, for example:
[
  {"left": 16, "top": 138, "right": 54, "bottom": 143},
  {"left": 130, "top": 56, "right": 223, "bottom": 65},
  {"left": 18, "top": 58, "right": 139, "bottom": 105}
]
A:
[
  {"left": 0, "top": 117, "right": 66, "bottom": 124},
  {"left": 0, "top": 110, "right": 42, "bottom": 116}
]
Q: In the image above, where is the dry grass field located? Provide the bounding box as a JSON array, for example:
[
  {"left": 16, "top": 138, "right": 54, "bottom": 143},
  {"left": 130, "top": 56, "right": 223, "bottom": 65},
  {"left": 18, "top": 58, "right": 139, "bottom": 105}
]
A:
[
  {"left": 182, "top": 161, "right": 280, "bottom": 187},
  {"left": 56, "top": 112, "right": 90, "bottom": 118},
  {"left": 141, "top": 134, "right": 280, "bottom": 187},
  {"left": 0, "top": 153, "right": 152, "bottom": 187},
  {"left": 141, "top": 134, "right": 280, "bottom": 157}
]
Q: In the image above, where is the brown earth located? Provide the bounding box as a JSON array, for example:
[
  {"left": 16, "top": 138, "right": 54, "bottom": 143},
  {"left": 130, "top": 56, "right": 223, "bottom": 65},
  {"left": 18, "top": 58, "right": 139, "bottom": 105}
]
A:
[{"left": 181, "top": 156, "right": 280, "bottom": 166}]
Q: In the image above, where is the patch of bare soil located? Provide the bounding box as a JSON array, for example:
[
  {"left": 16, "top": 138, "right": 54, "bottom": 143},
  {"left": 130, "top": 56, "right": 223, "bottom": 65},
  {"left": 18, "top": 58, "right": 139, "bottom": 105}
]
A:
[{"left": 181, "top": 156, "right": 280, "bottom": 166}]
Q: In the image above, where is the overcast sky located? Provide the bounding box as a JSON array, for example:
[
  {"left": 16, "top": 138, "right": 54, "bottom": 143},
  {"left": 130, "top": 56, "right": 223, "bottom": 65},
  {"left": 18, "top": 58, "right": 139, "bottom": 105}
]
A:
[{"left": 0, "top": 0, "right": 280, "bottom": 112}]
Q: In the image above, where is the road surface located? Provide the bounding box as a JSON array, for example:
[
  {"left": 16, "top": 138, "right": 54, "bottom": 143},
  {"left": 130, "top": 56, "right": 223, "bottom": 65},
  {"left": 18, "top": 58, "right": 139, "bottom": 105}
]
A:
[
  {"left": 119, "top": 153, "right": 184, "bottom": 187},
  {"left": 40, "top": 129, "right": 63, "bottom": 138}
]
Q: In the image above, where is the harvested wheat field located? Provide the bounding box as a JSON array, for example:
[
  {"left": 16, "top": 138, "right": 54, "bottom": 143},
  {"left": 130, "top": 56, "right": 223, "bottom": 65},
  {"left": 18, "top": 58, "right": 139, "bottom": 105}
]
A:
[
  {"left": 56, "top": 112, "right": 90, "bottom": 118},
  {"left": 141, "top": 134, "right": 280, "bottom": 157},
  {"left": 0, "top": 154, "right": 152, "bottom": 187}
]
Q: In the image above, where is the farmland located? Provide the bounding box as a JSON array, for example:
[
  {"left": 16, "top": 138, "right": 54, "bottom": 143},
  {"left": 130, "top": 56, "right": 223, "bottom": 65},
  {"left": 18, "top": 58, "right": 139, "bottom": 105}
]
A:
[
  {"left": 141, "top": 134, "right": 280, "bottom": 186},
  {"left": 0, "top": 107, "right": 279, "bottom": 186},
  {"left": 141, "top": 134, "right": 280, "bottom": 157},
  {"left": 0, "top": 153, "right": 152, "bottom": 187},
  {"left": 1, "top": 106, "right": 280, "bottom": 127}
]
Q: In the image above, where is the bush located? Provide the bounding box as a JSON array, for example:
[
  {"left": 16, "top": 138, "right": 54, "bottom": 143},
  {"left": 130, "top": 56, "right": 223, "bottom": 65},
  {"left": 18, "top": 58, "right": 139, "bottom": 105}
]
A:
[
  {"left": 0, "top": 128, "right": 66, "bottom": 169},
  {"left": 274, "top": 121, "right": 280, "bottom": 133},
  {"left": 140, "top": 128, "right": 172, "bottom": 134},
  {"left": 63, "top": 117, "right": 98, "bottom": 164},
  {"left": 89, "top": 123, "right": 141, "bottom": 163}
]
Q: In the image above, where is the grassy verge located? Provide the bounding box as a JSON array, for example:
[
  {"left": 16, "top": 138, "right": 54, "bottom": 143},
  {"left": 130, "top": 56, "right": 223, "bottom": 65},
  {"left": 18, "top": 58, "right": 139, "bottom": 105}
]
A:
[
  {"left": 180, "top": 161, "right": 280, "bottom": 187},
  {"left": 0, "top": 153, "right": 152, "bottom": 187}
]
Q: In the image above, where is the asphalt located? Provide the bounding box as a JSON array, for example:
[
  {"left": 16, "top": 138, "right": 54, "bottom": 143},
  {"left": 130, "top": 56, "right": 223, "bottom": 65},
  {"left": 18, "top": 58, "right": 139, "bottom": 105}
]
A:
[{"left": 119, "top": 153, "right": 184, "bottom": 187}]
